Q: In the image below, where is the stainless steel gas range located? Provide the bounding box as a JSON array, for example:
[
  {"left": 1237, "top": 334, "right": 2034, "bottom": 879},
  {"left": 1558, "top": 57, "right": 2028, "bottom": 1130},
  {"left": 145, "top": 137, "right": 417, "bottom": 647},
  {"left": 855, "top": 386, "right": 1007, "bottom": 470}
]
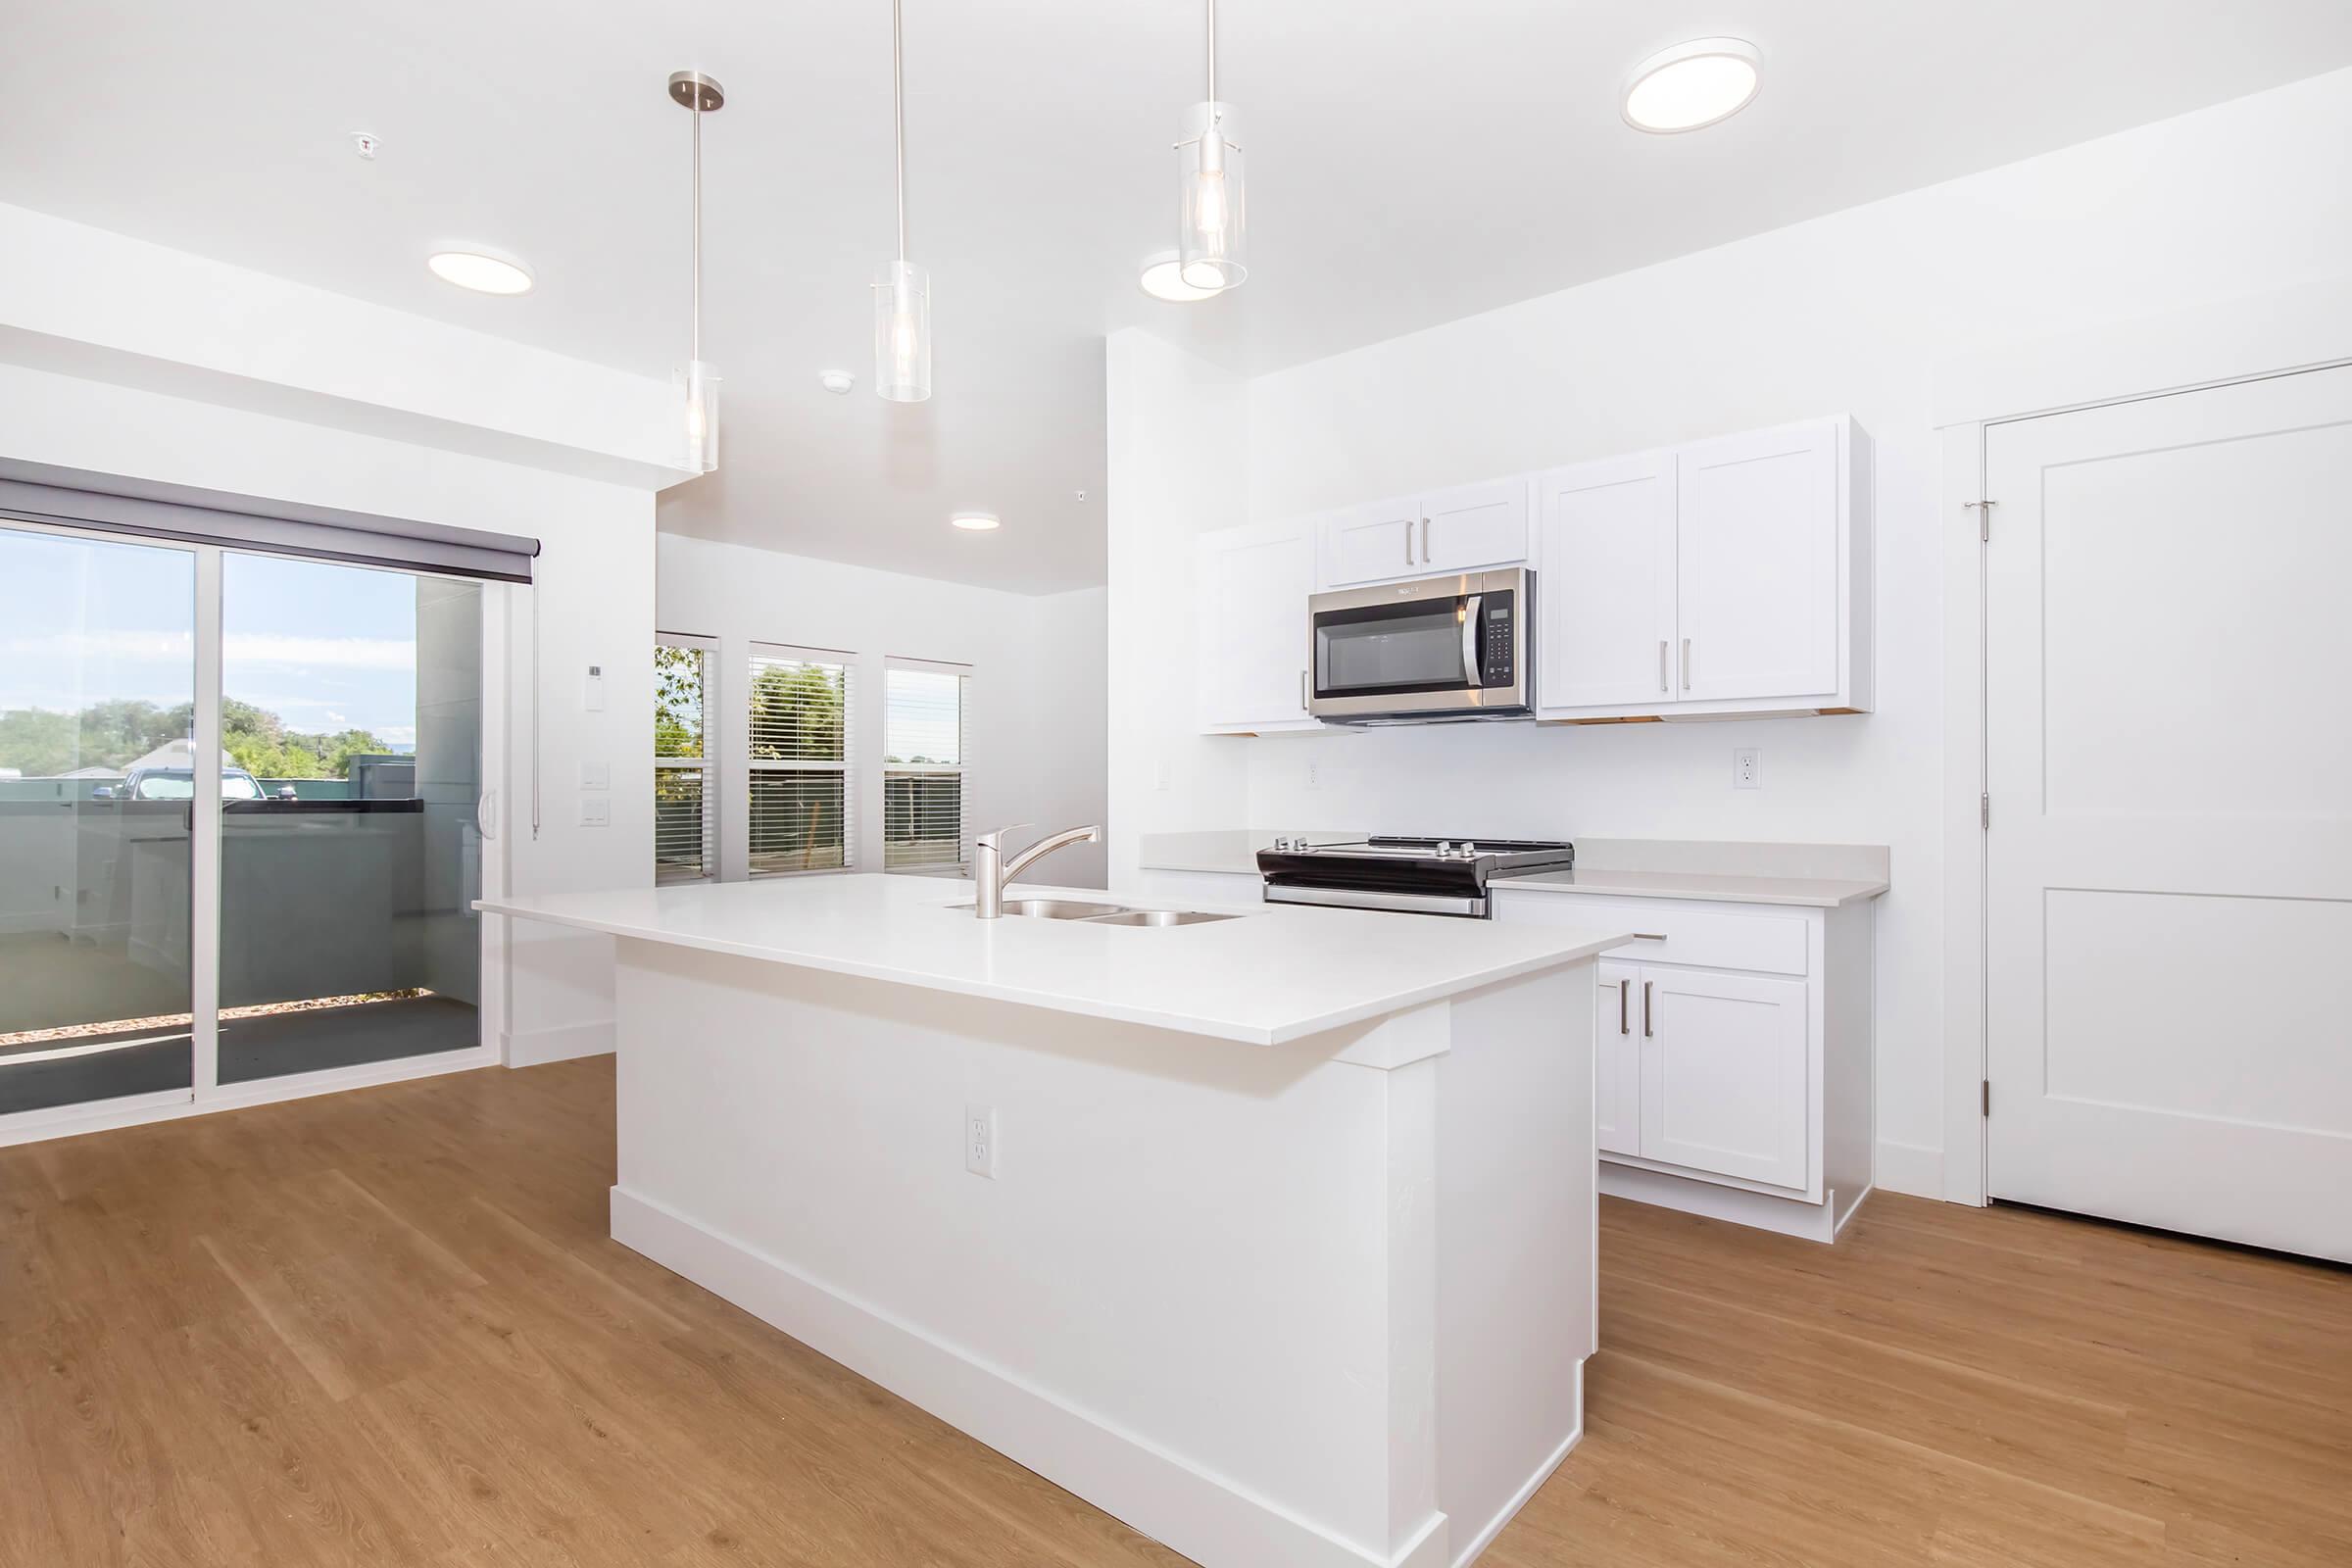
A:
[{"left": 1254, "top": 835, "right": 1577, "bottom": 918}]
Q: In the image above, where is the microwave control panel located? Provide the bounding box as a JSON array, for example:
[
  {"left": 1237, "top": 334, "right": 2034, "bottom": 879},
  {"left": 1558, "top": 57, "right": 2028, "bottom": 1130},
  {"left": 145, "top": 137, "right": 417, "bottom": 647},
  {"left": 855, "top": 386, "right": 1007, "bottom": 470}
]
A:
[{"left": 1481, "top": 594, "right": 1515, "bottom": 685}]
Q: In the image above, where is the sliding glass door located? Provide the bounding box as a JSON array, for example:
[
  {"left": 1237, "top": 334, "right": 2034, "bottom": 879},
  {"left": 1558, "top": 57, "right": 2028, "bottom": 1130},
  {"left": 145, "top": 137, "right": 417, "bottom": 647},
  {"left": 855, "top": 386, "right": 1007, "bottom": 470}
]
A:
[
  {"left": 0, "top": 526, "right": 198, "bottom": 1116},
  {"left": 0, "top": 518, "right": 495, "bottom": 1128},
  {"left": 217, "top": 553, "right": 484, "bottom": 1083}
]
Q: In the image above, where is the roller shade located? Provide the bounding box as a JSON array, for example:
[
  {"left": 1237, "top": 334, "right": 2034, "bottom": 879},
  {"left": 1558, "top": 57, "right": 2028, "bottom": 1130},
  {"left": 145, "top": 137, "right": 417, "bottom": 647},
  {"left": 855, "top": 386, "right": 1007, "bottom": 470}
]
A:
[{"left": 0, "top": 458, "right": 539, "bottom": 583}]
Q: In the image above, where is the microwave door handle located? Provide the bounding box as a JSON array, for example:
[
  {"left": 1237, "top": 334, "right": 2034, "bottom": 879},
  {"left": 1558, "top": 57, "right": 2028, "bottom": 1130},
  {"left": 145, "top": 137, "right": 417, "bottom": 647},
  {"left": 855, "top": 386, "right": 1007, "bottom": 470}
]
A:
[{"left": 1460, "top": 593, "right": 1483, "bottom": 684}]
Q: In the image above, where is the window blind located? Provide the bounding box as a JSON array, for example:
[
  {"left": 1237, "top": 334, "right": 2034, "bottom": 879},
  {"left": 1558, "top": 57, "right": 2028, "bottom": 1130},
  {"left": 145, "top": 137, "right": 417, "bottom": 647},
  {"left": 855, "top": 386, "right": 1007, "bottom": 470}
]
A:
[
  {"left": 883, "top": 662, "right": 968, "bottom": 871},
  {"left": 749, "top": 647, "right": 851, "bottom": 875},
  {"left": 653, "top": 637, "right": 714, "bottom": 884}
]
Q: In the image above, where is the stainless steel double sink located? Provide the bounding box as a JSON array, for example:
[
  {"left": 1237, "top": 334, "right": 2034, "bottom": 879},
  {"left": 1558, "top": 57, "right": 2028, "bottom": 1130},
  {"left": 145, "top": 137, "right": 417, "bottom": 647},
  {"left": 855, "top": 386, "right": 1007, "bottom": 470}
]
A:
[{"left": 949, "top": 898, "right": 1241, "bottom": 927}]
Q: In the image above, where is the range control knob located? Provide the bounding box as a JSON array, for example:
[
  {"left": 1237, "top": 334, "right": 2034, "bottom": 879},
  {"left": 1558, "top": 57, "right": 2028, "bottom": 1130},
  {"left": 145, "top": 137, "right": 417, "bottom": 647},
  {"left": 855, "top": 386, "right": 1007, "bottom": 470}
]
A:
[
  {"left": 1436, "top": 841, "right": 1452, "bottom": 856},
  {"left": 1459, "top": 841, "right": 1478, "bottom": 858}
]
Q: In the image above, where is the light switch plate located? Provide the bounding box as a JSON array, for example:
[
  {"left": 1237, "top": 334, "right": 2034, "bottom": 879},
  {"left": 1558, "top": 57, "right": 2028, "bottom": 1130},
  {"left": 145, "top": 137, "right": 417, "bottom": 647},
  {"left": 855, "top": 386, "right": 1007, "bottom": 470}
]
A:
[
  {"left": 580, "top": 760, "right": 610, "bottom": 790},
  {"left": 578, "top": 797, "right": 612, "bottom": 827}
]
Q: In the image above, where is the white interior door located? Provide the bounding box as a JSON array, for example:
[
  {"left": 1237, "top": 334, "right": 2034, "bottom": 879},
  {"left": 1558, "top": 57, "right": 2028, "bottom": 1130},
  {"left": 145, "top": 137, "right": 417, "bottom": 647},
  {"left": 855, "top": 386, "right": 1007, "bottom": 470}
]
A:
[
  {"left": 1985, "top": 366, "right": 2352, "bottom": 1262},
  {"left": 1675, "top": 421, "right": 1839, "bottom": 702},
  {"left": 1535, "top": 453, "right": 1677, "bottom": 710}
]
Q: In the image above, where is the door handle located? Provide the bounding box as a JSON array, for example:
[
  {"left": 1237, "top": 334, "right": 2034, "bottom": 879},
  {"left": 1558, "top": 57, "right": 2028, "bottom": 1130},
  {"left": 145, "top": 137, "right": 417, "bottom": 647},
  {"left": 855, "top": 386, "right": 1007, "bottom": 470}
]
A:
[
  {"left": 1642, "top": 979, "right": 1654, "bottom": 1037},
  {"left": 1615, "top": 977, "right": 1629, "bottom": 1035},
  {"left": 1681, "top": 637, "right": 1691, "bottom": 691},
  {"left": 1658, "top": 640, "right": 1668, "bottom": 693},
  {"left": 476, "top": 789, "right": 499, "bottom": 840}
]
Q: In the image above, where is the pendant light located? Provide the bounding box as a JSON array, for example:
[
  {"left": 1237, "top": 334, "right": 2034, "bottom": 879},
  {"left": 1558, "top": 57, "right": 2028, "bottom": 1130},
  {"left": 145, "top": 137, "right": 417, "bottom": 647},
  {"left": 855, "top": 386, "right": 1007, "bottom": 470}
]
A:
[
  {"left": 874, "top": 0, "right": 932, "bottom": 402},
  {"left": 668, "top": 70, "right": 724, "bottom": 472},
  {"left": 1175, "top": 0, "right": 1245, "bottom": 291}
]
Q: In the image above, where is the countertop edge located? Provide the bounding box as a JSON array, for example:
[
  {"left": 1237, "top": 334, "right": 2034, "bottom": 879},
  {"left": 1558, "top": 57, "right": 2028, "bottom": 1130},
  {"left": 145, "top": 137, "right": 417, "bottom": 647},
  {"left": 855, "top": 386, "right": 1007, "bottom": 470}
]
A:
[{"left": 474, "top": 896, "right": 1630, "bottom": 1048}]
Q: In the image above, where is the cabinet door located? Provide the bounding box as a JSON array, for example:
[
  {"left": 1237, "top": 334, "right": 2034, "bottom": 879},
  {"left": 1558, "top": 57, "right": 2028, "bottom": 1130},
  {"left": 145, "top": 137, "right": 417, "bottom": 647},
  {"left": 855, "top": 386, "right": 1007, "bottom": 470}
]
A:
[
  {"left": 1594, "top": 959, "right": 1642, "bottom": 1156},
  {"left": 1535, "top": 452, "right": 1678, "bottom": 711},
  {"left": 1324, "top": 498, "right": 1422, "bottom": 586},
  {"left": 1640, "top": 968, "right": 1808, "bottom": 1190},
  {"left": 1199, "top": 521, "right": 1316, "bottom": 730},
  {"left": 1675, "top": 421, "right": 1839, "bottom": 702},
  {"left": 1420, "top": 477, "right": 1531, "bottom": 575}
]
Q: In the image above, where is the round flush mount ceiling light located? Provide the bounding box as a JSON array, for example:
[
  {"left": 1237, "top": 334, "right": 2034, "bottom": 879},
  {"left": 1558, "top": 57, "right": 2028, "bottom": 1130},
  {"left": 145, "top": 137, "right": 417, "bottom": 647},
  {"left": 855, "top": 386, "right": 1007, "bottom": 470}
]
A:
[
  {"left": 950, "top": 512, "right": 1002, "bottom": 531},
  {"left": 1622, "top": 38, "right": 1761, "bottom": 133},
  {"left": 426, "top": 250, "right": 534, "bottom": 295},
  {"left": 1138, "top": 251, "right": 1221, "bottom": 303},
  {"left": 818, "top": 369, "right": 857, "bottom": 394}
]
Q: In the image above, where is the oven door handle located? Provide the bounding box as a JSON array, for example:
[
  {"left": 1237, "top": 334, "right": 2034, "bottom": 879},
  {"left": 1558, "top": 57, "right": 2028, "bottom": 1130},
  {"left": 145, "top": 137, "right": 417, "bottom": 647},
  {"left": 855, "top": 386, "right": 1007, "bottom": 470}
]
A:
[{"left": 1460, "top": 593, "right": 1483, "bottom": 685}]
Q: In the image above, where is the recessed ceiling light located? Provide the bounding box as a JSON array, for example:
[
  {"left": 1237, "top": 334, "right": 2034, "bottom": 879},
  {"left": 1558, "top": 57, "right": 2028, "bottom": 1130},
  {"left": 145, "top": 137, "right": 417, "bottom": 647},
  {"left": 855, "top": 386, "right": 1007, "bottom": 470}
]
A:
[
  {"left": 950, "top": 513, "right": 1001, "bottom": 531},
  {"left": 427, "top": 251, "right": 534, "bottom": 295},
  {"left": 1622, "top": 38, "right": 1761, "bottom": 133},
  {"left": 1138, "top": 252, "right": 1223, "bottom": 304}
]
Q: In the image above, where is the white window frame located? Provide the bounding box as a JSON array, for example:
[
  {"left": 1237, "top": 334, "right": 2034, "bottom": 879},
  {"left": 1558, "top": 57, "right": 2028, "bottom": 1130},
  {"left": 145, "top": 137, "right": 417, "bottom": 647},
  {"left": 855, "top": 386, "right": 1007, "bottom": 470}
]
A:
[
  {"left": 747, "top": 642, "right": 855, "bottom": 877},
  {"left": 882, "top": 656, "right": 971, "bottom": 875},
  {"left": 653, "top": 632, "right": 716, "bottom": 885}
]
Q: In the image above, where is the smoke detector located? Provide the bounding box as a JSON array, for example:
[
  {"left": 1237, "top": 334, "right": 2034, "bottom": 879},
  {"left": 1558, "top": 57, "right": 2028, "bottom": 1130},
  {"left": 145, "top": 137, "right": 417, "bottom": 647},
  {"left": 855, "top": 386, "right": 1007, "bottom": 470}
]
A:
[
  {"left": 818, "top": 369, "right": 856, "bottom": 395},
  {"left": 351, "top": 131, "right": 381, "bottom": 160}
]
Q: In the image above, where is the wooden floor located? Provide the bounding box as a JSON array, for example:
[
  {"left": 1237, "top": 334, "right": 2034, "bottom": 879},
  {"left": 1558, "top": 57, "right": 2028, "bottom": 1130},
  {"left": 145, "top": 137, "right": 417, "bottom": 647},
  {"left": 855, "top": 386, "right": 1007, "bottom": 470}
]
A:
[{"left": 4, "top": 1059, "right": 2346, "bottom": 1567}]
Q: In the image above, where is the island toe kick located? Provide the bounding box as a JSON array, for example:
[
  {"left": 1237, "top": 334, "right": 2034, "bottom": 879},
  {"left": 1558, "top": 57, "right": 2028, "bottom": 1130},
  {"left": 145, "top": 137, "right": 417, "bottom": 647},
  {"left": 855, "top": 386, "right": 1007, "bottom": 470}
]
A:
[{"left": 606, "top": 937, "right": 1597, "bottom": 1568}]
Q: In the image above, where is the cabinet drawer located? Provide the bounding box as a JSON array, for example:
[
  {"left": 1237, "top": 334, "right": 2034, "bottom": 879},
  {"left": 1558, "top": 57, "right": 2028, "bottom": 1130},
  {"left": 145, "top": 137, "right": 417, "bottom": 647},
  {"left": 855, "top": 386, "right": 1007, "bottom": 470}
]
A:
[{"left": 1496, "top": 893, "right": 1809, "bottom": 976}]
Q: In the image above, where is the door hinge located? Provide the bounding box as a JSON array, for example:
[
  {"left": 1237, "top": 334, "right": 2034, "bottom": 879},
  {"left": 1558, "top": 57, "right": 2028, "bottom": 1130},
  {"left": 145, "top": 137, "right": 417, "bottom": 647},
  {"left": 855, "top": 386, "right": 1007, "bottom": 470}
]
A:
[
  {"left": 1981, "top": 792, "right": 1989, "bottom": 829},
  {"left": 1965, "top": 498, "right": 1996, "bottom": 542},
  {"left": 1982, "top": 1079, "right": 1991, "bottom": 1118}
]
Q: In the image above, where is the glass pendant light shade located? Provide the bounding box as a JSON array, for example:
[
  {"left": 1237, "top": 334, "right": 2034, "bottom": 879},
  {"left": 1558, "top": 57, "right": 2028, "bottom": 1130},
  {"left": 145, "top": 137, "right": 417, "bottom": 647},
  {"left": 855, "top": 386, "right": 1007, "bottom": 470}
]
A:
[
  {"left": 679, "top": 359, "right": 720, "bottom": 472},
  {"left": 1176, "top": 101, "right": 1245, "bottom": 291},
  {"left": 874, "top": 258, "right": 932, "bottom": 403}
]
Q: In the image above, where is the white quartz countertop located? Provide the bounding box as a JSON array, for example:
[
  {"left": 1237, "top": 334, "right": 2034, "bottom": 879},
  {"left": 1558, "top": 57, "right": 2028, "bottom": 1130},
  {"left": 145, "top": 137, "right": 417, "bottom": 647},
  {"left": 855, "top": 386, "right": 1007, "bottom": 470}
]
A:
[
  {"left": 477, "top": 874, "right": 1630, "bottom": 1047},
  {"left": 1137, "top": 832, "right": 1888, "bottom": 908}
]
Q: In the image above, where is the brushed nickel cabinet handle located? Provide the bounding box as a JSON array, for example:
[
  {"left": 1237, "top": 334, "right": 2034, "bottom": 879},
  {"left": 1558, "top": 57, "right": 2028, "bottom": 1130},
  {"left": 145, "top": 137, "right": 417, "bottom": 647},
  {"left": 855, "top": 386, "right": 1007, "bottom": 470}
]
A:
[
  {"left": 1420, "top": 516, "right": 1430, "bottom": 563},
  {"left": 1404, "top": 523, "right": 1413, "bottom": 566},
  {"left": 1616, "top": 978, "right": 1629, "bottom": 1035},
  {"left": 1658, "top": 639, "right": 1669, "bottom": 693},
  {"left": 1642, "top": 979, "right": 1654, "bottom": 1037},
  {"left": 1681, "top": 637, "right": 1691, "bottom": 691},
  {"left": 1633, "top": 932, "right": 1667, "bottom": 942}
]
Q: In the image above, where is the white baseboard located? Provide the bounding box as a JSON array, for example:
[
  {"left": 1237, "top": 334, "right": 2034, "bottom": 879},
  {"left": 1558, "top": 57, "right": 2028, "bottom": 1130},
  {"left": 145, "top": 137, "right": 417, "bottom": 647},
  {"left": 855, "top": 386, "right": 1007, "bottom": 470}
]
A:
[
  {"left": 1451, "top": 1368, "right": 1582, "bottom": 1568},
  {"left": 501, "top": 1018, "right": 613, "bottom": 1067},
  {"left": 611, "top": 1185, "right": 1446, "bottom": 1568},
  {"left": 1874, "top": 1138, "right": 1945, "bottom": 1200},
  {"left": 1600, "top": 1160, "right": 1840, "bottom": 1243}
]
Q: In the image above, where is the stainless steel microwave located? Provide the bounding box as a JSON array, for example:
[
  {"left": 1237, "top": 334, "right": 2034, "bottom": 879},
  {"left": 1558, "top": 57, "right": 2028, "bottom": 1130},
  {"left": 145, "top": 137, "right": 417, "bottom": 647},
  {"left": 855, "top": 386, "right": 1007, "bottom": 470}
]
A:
[{"left": 1307, "top": 567, "right": 1533, "bottom": 723}]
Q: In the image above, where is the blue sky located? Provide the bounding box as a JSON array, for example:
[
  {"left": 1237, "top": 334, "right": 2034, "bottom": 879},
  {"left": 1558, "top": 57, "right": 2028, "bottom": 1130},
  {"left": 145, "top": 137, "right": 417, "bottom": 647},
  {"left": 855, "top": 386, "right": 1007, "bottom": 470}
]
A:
[{"left": 2, "top": 532, "right": 428, "bottom": 744}]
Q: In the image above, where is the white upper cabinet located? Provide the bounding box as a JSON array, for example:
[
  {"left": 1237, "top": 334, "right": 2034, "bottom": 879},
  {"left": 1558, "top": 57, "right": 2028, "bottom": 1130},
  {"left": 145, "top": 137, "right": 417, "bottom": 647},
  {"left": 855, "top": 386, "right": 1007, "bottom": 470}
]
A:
[
  {"left": 1534, "top": 452, "right": 1678, "bottom": 710},
  {"left": 1676, "top": 422, "right": 1840, "bottom": 704},
  {"left": 1321, "top": 478, "right": 1532, "bottom": 587},
  {"left": 1198, "top": 517, "right": 1319, "bottom": 733},
  {"left": 1324, "top": 498, "right": 1423, "bottom": 586},
  {"left": 1536, "top": 416, "right": 1871, "bottom": 721}
]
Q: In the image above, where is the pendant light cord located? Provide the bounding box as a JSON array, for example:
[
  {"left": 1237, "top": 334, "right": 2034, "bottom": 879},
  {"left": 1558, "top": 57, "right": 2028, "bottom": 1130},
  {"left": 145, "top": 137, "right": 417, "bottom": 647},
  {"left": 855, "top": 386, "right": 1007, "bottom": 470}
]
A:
[
  {"left": 1205, "top": 0, "right": 1216, "bottom": 108},
  {"left": 691, "top": 86, "right": 703, "bottom": 365},
  {"left": 893, "top": 0, "right": 908, "bottom": 262}
]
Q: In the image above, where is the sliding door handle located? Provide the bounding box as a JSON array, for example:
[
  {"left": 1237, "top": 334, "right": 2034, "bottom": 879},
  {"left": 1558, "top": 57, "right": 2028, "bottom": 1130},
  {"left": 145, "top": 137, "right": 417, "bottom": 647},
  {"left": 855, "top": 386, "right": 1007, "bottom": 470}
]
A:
[{"left": 1642, "top": 979, "right": 1654, "bottom": 1037}]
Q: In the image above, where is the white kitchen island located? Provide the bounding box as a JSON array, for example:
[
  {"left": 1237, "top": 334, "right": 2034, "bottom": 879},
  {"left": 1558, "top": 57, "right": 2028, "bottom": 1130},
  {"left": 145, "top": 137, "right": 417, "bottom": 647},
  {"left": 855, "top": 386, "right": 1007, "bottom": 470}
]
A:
[{"left": 477, "top": 873, "right": 1630, "bottom": 1568}]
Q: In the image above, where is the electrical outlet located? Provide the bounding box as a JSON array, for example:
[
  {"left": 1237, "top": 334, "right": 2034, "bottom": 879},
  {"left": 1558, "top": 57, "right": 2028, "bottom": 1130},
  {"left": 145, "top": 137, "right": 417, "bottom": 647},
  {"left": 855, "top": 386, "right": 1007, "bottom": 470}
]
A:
[
  {"left": 1734, "top": 748, "right": 1761, "bottom": 790},
  {"left": 1306, "top": 760, "right": 1321, "bottom": 789},
  {"left": 964, "top": 1104, "right": 997, "bottom": 1179},
  {"left": 1152, "top": 758, "right": 1170, "bottom": 792}
]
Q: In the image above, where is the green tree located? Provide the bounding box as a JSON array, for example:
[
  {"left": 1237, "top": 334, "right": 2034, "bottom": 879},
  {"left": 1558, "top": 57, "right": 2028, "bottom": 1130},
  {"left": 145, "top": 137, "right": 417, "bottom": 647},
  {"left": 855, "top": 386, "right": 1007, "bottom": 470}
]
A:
[{"left": 749, "top": 662, "right": 845, "bottom": 760}]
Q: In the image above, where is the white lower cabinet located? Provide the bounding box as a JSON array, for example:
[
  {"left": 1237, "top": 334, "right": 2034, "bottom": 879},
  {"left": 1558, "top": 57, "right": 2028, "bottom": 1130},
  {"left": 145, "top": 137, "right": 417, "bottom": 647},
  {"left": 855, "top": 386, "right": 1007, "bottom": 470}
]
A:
[
  {"left": 1499, "top": 888, "right": 1876, "bottom": 1244},
  {"left": 1639, "top": 967, "right": 1808, "bottom": 1190},
  {"left": 1593, "top": 959, "right": 1642, "bottom": 1157}
]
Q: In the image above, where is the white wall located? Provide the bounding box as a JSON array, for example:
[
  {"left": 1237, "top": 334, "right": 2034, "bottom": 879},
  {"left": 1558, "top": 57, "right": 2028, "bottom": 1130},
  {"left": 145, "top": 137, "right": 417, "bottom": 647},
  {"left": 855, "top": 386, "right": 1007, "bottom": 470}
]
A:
[
  {"left": 1102, "top": 330, "right": 1253, "bottom": 888},
  {"left": 1108, "top": 69, "right": 2352, "bottom": 1193},
  {"left": 657, "top": 534, "right": 1109, "bottom": 889}
]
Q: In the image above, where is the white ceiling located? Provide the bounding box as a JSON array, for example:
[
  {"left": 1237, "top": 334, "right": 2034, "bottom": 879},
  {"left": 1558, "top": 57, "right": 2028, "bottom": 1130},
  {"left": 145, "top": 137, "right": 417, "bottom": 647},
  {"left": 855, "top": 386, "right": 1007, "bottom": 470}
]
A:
[{"left": 6, "top": 2, "right": 2351, "bottom": 593}]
